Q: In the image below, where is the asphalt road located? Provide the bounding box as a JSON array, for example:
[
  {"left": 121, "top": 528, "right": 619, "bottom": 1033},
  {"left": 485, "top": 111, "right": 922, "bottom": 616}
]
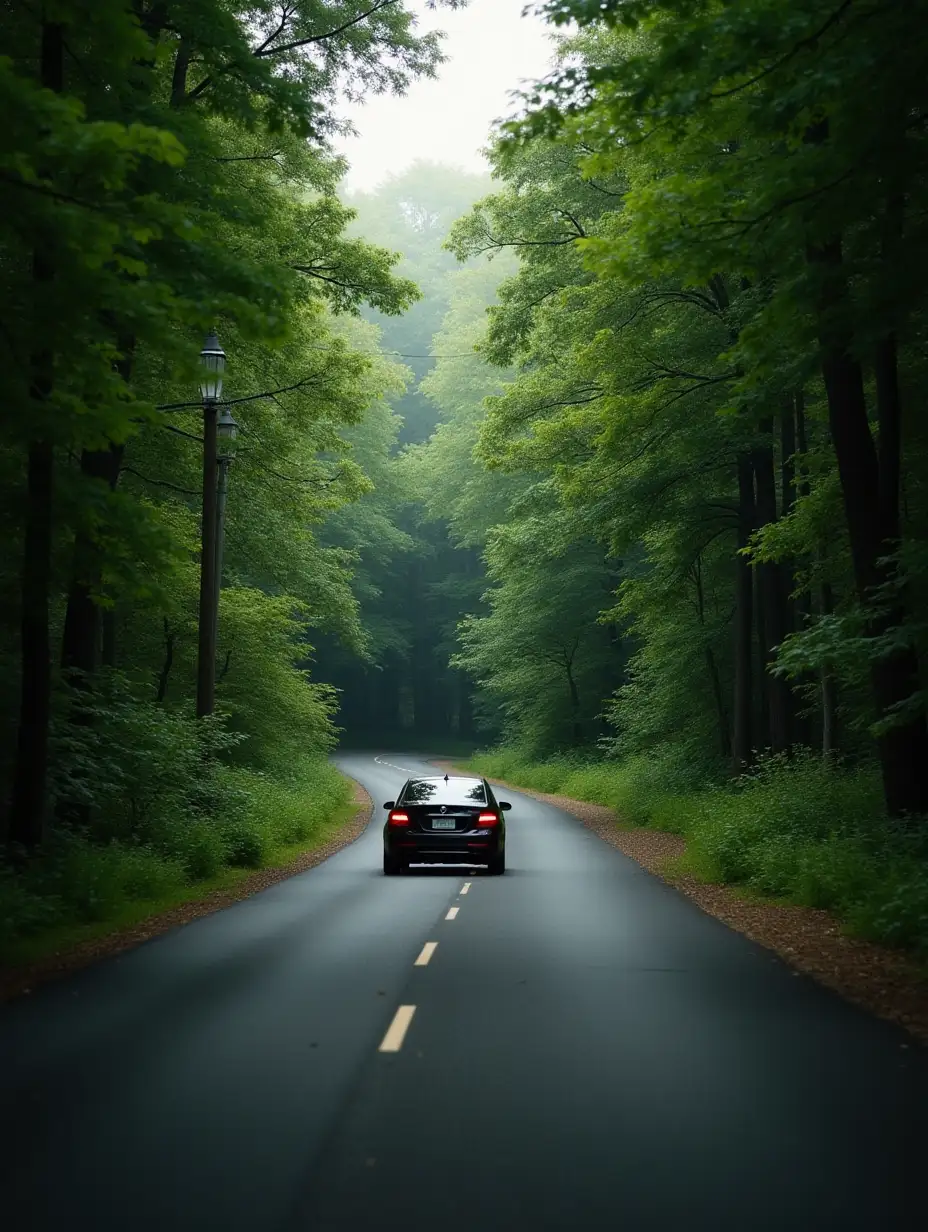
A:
[{"left": 1, "top": 751, "right": 927, "bottom": 1231}]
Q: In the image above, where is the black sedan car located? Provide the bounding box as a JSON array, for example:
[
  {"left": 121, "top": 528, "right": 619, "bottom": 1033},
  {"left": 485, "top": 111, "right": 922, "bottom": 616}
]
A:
[{"left": 382, "top": 774, "right": 511, "bottom": 875}]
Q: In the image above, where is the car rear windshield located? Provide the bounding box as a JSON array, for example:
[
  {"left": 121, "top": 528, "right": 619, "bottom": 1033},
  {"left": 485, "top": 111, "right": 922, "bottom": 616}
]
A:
[{"left": 401, "top": 778, "right": 487, "bottom": 806}]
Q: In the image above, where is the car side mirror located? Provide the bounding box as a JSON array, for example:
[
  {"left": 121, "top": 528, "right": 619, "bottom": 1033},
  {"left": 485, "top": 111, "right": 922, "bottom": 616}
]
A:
[
  {"left": 383, "top": 800, "right": 395, "bottom": 810},
  {"left": 499, "top": 801, "right": 512, "bottom": 811}
]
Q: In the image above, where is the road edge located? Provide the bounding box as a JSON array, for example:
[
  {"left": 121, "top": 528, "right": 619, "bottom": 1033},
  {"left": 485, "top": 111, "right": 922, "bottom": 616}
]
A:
[
  {"left": 432, "top": 759, "right": 928, "bottom": 1048},
  {"left": 0, "top": 778, "right": 374, "bottom": 1005}
]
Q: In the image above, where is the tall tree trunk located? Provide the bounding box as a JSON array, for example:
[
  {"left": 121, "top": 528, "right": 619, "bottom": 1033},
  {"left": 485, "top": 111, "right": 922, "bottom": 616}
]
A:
[
  {"left": 779, "top": 399, "right": 798, "bottom": 636},
  {"left": 8, "top": 442, "right": 55, "bottom": 849},
  {"left": 753, "top": 424, "right": 792, "bottom": 752},
  {"left": 731, "top": 452, "right": 755, "bottom": 772},
  {"left": 790, "top": 391, "right": 817, "bottom": 747},
  {"left": 780, "top": 398, "right": 811, "bottom": 745},
  {"left": 457, "top": 672, "right": 474, "bottom": 739},
  {"left": 60, "top": 334, "right": 132, "bottom": 679},
  {"left": 156, "top": 619, "right": 175, "bottom": 704},
  {"left": 101, "top": 609, "right": 117, "bottom": 668},
  {"left": 7, "top": 19, "right": 63, "bottom": 850},
  {"left": 694, "top": 554, "right": 730, "bottom": 756},
  {"left": 565, "top": 650, "right": 583, "bottom": 744},
  {"left": 808, "top": 237, "right": 928, "bottom": 815},
  {"left": 753, "top": 565, "right": 769, "bottom": 747},
  {"left": 376, "top": 660, "right": 402, "bottom": 736},
  {"left": 57, "top": 334, "right": 132, "bottom": 824},
  {"left": 61, "top": 443, "right": 125, "bottom": 681},
  {"left": 819, "top": 575, "right": 838, "bottom": 761},
  {"left": 170, "top": 38, "right": 191, "bottom": 106}
]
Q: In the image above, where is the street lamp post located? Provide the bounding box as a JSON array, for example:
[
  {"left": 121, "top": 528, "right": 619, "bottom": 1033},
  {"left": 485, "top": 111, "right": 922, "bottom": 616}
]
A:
[
  {"left": 213, "top": 405, "right": 239, "bottom": 650},
  {"left": 196, "top": 331, "right": 225, "bottom": 720}
]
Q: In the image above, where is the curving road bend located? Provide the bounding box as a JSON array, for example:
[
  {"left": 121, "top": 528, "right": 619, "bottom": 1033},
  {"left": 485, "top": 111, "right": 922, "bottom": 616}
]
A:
[{"left": 1, "top": 751, "right": 927, "bottom": 1231}]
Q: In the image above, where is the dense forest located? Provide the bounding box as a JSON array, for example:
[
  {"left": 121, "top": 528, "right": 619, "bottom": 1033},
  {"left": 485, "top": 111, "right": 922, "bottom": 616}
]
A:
[{"left": 4, "top": 0, "right": 928, "bottom": 958}]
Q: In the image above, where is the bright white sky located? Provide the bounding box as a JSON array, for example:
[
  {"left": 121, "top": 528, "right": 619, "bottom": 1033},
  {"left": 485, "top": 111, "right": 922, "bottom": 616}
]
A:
[{"left": 334, "top": 0, "right": 558, "bottom": 191}]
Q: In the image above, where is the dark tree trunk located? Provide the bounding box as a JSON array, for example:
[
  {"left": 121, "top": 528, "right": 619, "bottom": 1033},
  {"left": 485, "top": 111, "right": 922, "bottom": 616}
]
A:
[
  {"left": 7, "top": 20, "right": 63, "bottom": 850},
  {"left": 753, "top": 422, "right": 792, "bottom": 752},
  {"left": 375, "top": 660, "right": 402, "bottom": 736},
  {"left": 61, "top": 444, "right": 125, "bottom": 681},
  {"left": 412, "top": 640, "right": 436, "bottom": 736},
  {"left": 565, "top": 653, "right": 583, "bottom": 744},
  {"left": 731, "top": 452, "right": 755, "bottom": 772},
  {"left": 8, "top": 442, "right": 55, "bottom": 849},
  {"left": 819, "top": 577, "right": 838, "bottom": 761},
  {"left": 694, "top": 555, "right": 730, "bottom": 756},
  {"left": 706, "top": 645, "right": 729, "bottom": 758},
  {"left": 754, "top": 565, "right": 769, "bottom": 747},
  {"left": 808, "top": 237, "right": 928, "bottom": 815},
  {"left": 457, "top": 672, "right": 474, "bottom": 739},
  {"left": 156, "top": 619, "right": 175, "bottom": 704},
  {"left": 57, "top": 332, "right": 131, "bottom": 824},
  {"left": 780, "top": 399, "right": 812, "bottom": 745},
  {"left": 781, "top": 402, "right": 797, "bottom": 517},
  {"left": 60, "top": 333, "right": 132, "bottom": 679},
  {"left": 780, "top": 400, "right": 798, "bottom": 642},
  {"left": 875, "top": 334, "right": 902, "bottom": 546},
  {"left": 101, "top": 609, "right": 117, "bottom": 668},
  {"left": 170, "top": 39, "right": 191, "bottom": 106},
  {"left": 790, "top": 390, "right": 816, "bottom": 747}
]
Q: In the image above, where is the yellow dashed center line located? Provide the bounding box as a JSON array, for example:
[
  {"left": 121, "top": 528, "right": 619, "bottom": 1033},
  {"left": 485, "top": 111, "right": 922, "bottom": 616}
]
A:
[
  {"left": 414, "top": 942, "right": 438, "bottom": 967},
  {"left": 445, "top": 906, "right": 459, "bottom": 920},
  {"left": 379, "top": 1005, "right": 416, "bottom": 1053}
]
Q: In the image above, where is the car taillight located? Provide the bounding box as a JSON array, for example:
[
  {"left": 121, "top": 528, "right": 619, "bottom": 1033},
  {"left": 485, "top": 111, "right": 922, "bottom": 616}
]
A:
[
  {"left": 388, "top": 811, "right": 410, "bottom": 827},
  {"left": 478, "top": 812, "right": 498, "bottom": 826}
]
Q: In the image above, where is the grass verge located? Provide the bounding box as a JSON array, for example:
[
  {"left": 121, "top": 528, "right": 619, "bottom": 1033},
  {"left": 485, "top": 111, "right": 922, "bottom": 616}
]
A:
[
  {"left": 465, "top": 747, "right": 928, "bottom": 958},
  {"left": 0, "top": 757, "right": 369, "bottom": 981}
]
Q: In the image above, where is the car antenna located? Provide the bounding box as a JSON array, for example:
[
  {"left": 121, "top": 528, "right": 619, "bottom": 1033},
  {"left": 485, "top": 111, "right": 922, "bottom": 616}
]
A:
[{"left": 444, "top": 774, "right": 449, "bottom": 782}]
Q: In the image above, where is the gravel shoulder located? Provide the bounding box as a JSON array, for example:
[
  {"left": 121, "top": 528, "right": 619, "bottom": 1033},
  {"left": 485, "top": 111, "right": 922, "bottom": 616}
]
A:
[
  {"left": 432, "top": 761, "right": 928, "bottom": 1048},
  {"left": 0, "top": 778, "right": 373, "bottom": 1004}
]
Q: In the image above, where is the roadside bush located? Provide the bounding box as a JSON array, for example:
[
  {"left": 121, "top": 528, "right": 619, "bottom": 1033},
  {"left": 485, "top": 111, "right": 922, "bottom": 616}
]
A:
[
  {"left": 220, "top": 820, "right": 268, "bottom": 869},
  {"left": 0, "top": 755, "right": 353, "bottom": 959},
  {"left": 849, "top": 864, "right": 928, "bottom": 951},
  {"left": 149, "top": 819, "right": 227, "bottom": 881},
  {"left": 470, "top": 743, "right": 928, "bottom": 955},
  {"left": 49, "top": 672, "right": 247, "bottom": 845},
  {"left": 0, "top": 866, "right": 62, "bottom": 947},
  {"left": 225, "top": 756, "right": 350, "bottom": 851},
  {"left": 47, "top": 838, "right": 187, "bottom": 924}
]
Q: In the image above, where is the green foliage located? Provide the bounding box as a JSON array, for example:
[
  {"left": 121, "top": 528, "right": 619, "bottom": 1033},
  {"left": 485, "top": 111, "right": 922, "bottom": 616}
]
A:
[
  {"left": 475, "top": 742, "right": 928, "bottom": 953},
  {"left": 0, "top": 6, "right": 477, "bottom": 927},
  {"left": 314, "top": 164, "right": 499, "bottom": 743},
  {"left": 0, "top": 756, "right": 351, "bottom": 955}
]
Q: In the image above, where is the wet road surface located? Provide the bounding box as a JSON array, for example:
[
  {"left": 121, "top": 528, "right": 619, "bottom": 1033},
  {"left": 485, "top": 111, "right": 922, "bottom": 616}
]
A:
[{"left": 1, "top": 751, "right": 926, "bottom": 1230}]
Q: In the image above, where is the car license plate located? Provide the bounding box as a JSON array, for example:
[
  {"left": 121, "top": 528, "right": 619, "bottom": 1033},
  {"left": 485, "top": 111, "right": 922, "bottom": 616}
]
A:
[{"left": 432, "top": 819, "right": 456, "bottom": 830}]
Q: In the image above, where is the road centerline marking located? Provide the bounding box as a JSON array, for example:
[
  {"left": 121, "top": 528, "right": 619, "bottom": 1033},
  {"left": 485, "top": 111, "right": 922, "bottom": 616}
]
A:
[
  {"left": 379, "top": 1005, "right": 416, "bottom": 1053},
  {"left": 460, "top": 882, "right": 471, "bottom": 895},
  {"left": 415, "top": 942, "right": 438, "bottom": 967},
  {"left": 373, "top": 755, "right": 415, "bottom": 773},
  {"left": 445, "top": 906, "right": 459, "bottom": 920}
]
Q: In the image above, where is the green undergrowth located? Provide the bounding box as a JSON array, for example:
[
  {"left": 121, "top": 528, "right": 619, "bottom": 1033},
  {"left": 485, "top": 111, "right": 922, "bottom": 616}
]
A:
[
  {"left": 466, "top": 746, "right": 928, "bottom": 957},
  {"left": 0, "top": 757, "right": 355, "bottom": 966}
]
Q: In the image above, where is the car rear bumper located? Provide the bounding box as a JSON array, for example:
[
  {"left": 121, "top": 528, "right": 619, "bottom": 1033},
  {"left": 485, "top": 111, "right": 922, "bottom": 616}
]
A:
[{"left": 385, "top": 832, "right": 503, "bottom": 864}]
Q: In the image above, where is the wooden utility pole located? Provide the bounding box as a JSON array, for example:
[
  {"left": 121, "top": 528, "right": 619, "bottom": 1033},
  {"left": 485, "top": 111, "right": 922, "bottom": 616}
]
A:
[{"left": 196, "top": 401, "right": 219, "bottom": 718}]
